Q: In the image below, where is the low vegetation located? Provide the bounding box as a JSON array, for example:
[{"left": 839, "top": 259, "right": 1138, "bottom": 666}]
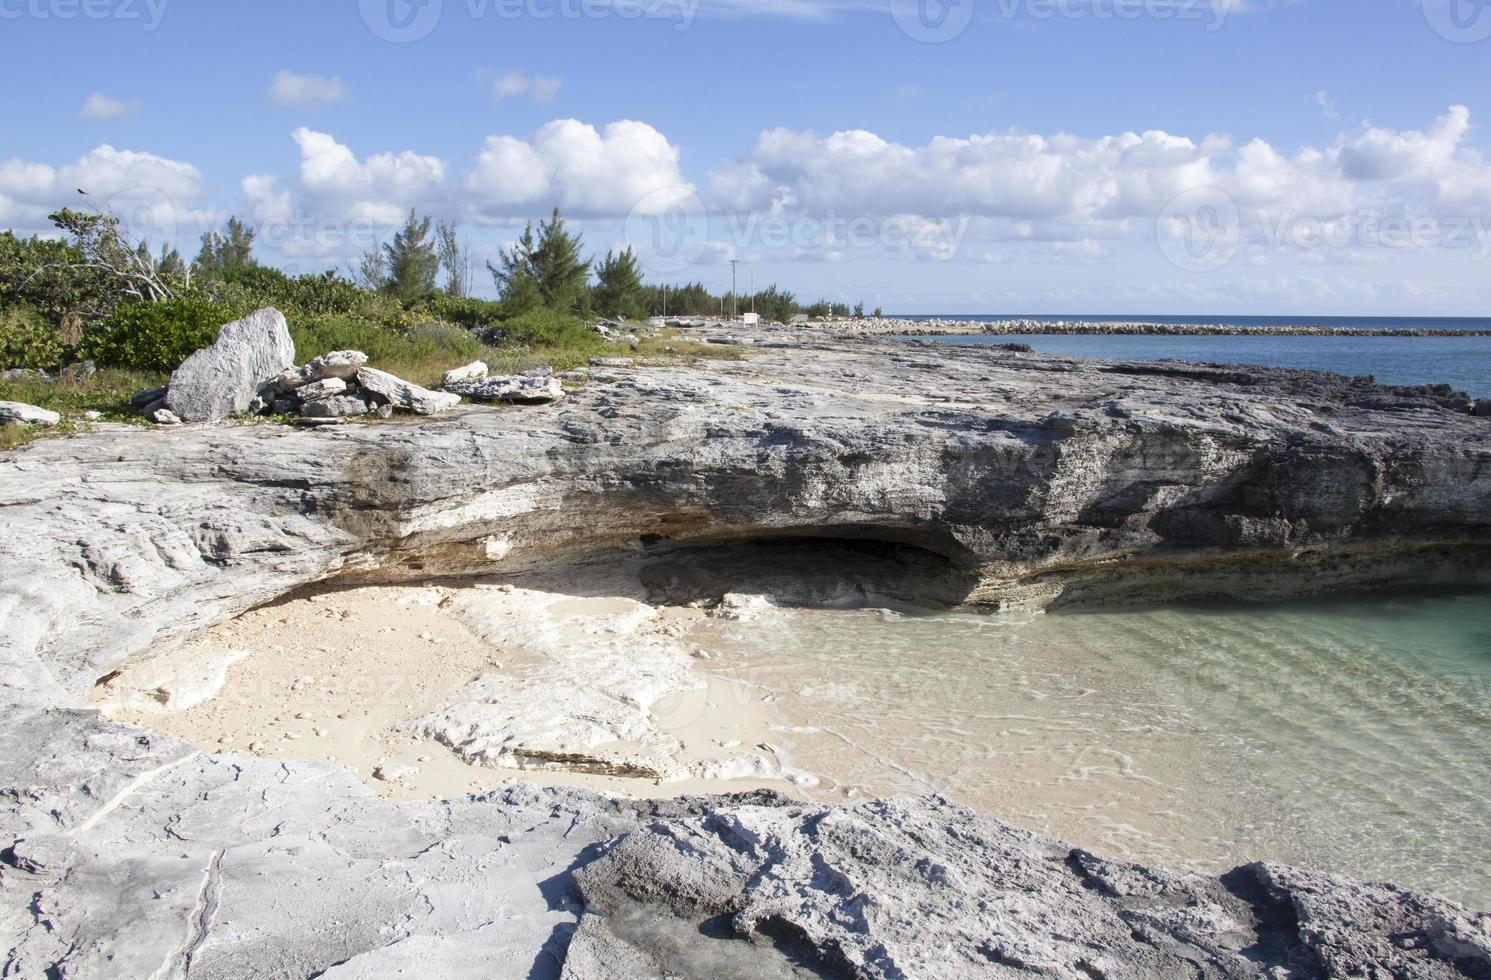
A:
[{"left": 0, "top": 199, "right": 860, "bottom": 446}]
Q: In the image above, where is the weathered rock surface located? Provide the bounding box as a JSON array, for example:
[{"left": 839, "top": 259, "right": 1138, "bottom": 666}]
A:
[
  {"left": 304, "top": 348, "right": 369, "bottom": 381},
  {"left": 0, "top": 401, "right": 60, "bottom": 427},
  {"left": 358, "top": 365, "right": 462, "bottom": 415},
  {"left": 446, "top": 373, "right": 566, "bottom": 404},
  {"left": 3, "top": 334, "right": 1491, "bottom": 976},
  {"left": 164, "top": 308, "right": 296, "bottom": 422},
  {"left": 443, "top": 360, "right": 490, "bottom": 386},
  {"left": 2, "top": 708, "right": 1487, "bottom": 979}
]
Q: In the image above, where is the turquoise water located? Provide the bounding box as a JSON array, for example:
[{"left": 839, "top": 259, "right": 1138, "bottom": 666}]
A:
[
  {"left": 923, "top": 333, "right": 1491, "bottom": 397},
  {"left": 921, "top": 332, "right": 1491, "bottom": 398},
  {"left": 689, "top": 590, "right": 1491, "bottom": 910}
]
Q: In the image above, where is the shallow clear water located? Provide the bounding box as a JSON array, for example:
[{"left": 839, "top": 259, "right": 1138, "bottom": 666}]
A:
[
  {"left": 687, "top": 590, "right": 1491, "bottom": 909},
  {"left": 923, "top": 333, "right": 1491, "bottom": 397}
]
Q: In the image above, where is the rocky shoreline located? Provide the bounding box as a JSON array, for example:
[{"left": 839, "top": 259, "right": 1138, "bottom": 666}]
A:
[{"left": 3, "top": 329, "right": 1490, "bottom": 976}]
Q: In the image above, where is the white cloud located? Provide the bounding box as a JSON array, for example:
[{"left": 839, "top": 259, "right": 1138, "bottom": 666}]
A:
[
  {"left": 269, "top": 70, "right": 349, "bottom": 109},
  {"left": 464, "top": 119, "right": 694, "bottom": 219},
  {"left": 289, "top": 128, "right": 446, "bottom": 225},
  {"left": 488, "top": 71, "right": 563, "bottom": 104},
  {"left": 0, "top": 145, "right": 211, "bottom": 246},
  {"left": 709, "top": 107, "right": 1491, "bottom": 260},
  {"left": 1315, "top": 90, "right": 1338, "bottom": 121},
  {"left": 79, "top": 93, "right": 141, "bottom": 121}
]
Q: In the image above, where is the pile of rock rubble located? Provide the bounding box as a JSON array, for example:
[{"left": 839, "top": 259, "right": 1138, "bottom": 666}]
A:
[{"left": 126, "top": 307, "right": 568, "bottom": 426}]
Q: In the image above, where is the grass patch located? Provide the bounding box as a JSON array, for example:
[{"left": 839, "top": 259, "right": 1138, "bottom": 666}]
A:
[{"left": 0, "top": 367, "right": 162, "bottom": 419}]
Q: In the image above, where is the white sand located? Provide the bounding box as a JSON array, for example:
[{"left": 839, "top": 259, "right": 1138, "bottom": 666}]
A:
[{"left": 92, "top": 578, "right": 807, "bottom": 802}]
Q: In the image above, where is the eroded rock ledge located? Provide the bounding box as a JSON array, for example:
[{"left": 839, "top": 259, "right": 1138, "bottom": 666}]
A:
[{"left": 3, "top": 335, "right": 1490, "bottom": 976}]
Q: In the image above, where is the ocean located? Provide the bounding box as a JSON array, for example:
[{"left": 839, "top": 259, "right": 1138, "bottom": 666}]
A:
[
  {"left": 896, "top": 314, "right": 1491, "bottom": 397},
  {"left": 686, "top": 589, "right": 1491, "bottom": 910}
]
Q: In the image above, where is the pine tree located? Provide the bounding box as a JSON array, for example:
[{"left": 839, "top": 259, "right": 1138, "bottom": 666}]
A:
[
  {"left": 488, "top": 208, "right": 592, "bottom": 316},
  {"left": 436, "top": 220, "right": 470, "bottom": 297},
  {"left": 592, "top": 247, "right": 644, "bottom": 320},
  {"left": 193, "top": 217, "right": 257, "bottom": 280},
  {"left": 381, "top": 210, "right": 439, "bottom": 303},
  {"left": 531, "top": 208, "right": 591, "bottom": 316}
]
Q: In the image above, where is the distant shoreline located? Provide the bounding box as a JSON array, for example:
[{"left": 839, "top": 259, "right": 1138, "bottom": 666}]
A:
[{"left": 835, "top": 317, "right": 1491, "bottom": 338}]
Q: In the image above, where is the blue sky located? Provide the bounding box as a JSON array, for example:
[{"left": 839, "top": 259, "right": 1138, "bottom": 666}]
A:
[{"left": 4, "top": 0, "right": 1491, "bottom": 314}]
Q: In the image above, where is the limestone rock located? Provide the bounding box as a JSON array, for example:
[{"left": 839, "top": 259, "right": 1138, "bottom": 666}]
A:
[
  {"left": 296, "top": 377, "right": 348, "bottom": 402},
  {"left": 164, "top": 308, "right": 296, "bottom": 422},
  {"left": 445, "top": 374, "right": 565, "bottom": 405},
  {"left": 149, "top": 408, "right": 183, "bottom": 426},
  {"left": 0, "top": 401, "right": 60, "bottom": 427},
  {"left": 302, "top": 395, "right": 372, "bottom": 419},
  {"left": 356, "top": 366, "right": 461, "bottom": 415},
  {"left": 442, "top": 360, "right": 489, "bottom": 387},
  {"left": 304, "top": 349, "right": 369, "bottom": 381},
  {"left": 130, "top": 385, "right": 167, "bottom": 408},
  {"left": 3, "top": 335, "right": 1491, "bottom": 978}
]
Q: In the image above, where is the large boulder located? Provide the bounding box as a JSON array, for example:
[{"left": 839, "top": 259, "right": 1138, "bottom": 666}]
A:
[
  {"left": 445, "top": 374, "right": 565, "bottom": 405},
  {"left": 442, "top": 360, "right": 488, "bottom": 387},
  {"left": 0, "top": 401, "right": 61, "bottom": 427},
  {"left": 165, "top": 309, "right": 296, "bottom": 423},
  {"left": 356, "top": 367, "right": 460, "bottom": 415},
  {"left": 303, "top": 349, "right": 368, "bottom": 381}
]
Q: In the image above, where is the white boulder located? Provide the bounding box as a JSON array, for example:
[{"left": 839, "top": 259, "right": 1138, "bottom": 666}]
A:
[
  {"left": 0, "top": 401, "right": 61, "bottom": 427},
  {"left": 165, "top": 309, "right": 296, "bottom": 422},
  {"left": 442, "top": 361, "right": 489, "bottom": 387},
  {"left": 444, "top": 375, "right": 565, "bottom": 405},
  {"left": 356, "top": 367, "right": 461, "bottom": 416},
  {"left": 304, "top": 350, "right": 369, "bottom": 381}
]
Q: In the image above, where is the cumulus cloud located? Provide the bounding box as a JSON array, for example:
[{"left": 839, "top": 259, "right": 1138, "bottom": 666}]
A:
[
  {"left": 0, "top": 145, "right": 210, "bottom": 239},
  {"left": 79, "top": 93, "right": 141, "bottom": 121},
  {"left": 708, "top": 106, "right": 1491, "bottom": 260},
  {"left": 488, "top": 71, "right": 564, "bottom": 104},
  {"left": 288, "top": 127, "right": 446, "bottom": 225},
  {"left": 269, "top": 70, "right": 349, "bottom": 108},
  {"left": 464, "top": 119, "right": 694, "bottom": 219}
]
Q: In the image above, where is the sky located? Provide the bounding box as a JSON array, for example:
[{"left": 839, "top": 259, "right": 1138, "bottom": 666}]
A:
[{"left": 3, "top": 0, "right": 1491, "bottom": 315}]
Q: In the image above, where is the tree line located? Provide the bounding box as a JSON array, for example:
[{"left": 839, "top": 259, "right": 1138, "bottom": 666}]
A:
[{"left": 355, "top": 208, "right": 876, "bottom": 322}]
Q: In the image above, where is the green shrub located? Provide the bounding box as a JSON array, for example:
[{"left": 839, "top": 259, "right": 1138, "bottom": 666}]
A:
[
  {"left": 206, "top": 268, "right": 368, "bottom": 319},
  {"left": 422, "top": 294, "right": 506, "bottom": 329},
  {"left": 289, "top": 316, "right": 483, "bottom": 385},
  {"left": 0, "top": 305, "right": 64, "bottom": 370},
  {"left": 81, "top": 298, "right": 241, "bottom": 372},
  {"left": 495, "top": 308, "right": 602, "bottom": 351}
]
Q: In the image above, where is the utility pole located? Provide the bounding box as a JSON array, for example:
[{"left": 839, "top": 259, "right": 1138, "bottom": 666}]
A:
[{"left": 730, "top": 259, "right": 738, "bottom": 319}]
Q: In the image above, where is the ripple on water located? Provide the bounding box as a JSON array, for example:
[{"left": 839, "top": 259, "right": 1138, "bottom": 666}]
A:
[{"left": 688, "top": 590, "right": 1491, "bottom": 909}]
